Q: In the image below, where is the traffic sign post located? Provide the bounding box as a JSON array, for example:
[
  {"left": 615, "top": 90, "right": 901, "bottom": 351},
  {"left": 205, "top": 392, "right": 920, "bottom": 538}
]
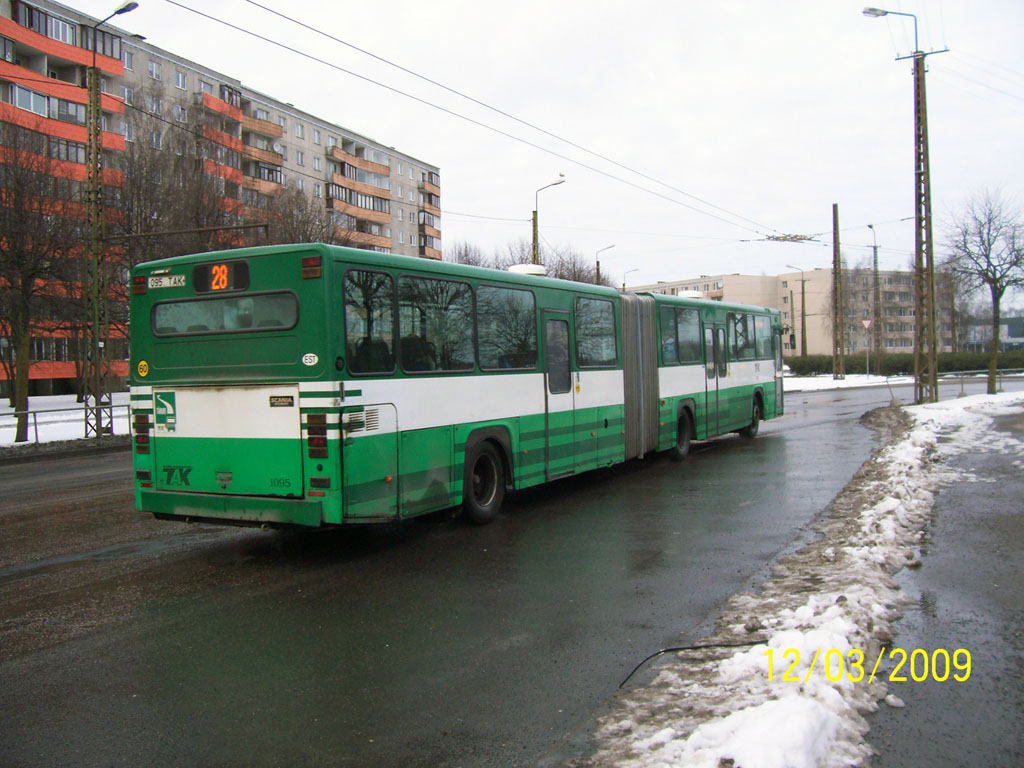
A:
[{"left": 862, "top": 319, "right": 873, "bottom": 376}]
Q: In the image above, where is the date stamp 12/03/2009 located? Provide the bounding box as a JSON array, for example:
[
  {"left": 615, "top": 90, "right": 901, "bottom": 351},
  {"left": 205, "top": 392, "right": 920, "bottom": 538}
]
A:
[{"left": 764, "top": 648, "right": 972, "bottom": 684}]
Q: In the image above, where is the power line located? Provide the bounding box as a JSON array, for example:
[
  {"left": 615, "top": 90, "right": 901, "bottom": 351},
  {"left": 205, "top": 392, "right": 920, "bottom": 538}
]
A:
[
  {"left": 164, "top": 0, "right": 769, "bottom": 236},
  {"left": 239, "top": 0, "right": 776, "bottom": 236}
]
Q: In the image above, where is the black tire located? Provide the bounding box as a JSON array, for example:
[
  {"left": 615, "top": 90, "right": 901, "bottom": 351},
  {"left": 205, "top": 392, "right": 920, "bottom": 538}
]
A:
[
  {"left": 462, "top": 442, "right": 505, "bottom": 524},
  {"left": 739, "top": 398, "right": 762, "bottom": 438},
  {"left": 671, "top": 410, "right": 692, "bottom": 461}
]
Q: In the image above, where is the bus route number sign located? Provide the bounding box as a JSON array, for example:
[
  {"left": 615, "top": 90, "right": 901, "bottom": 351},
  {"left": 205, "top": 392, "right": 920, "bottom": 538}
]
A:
[{"left": 193, "top": 261, "right": 249, "bottom": 293}]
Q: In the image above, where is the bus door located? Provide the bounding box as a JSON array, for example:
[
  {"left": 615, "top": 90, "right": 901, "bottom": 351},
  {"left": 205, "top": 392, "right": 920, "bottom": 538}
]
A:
[
  {"left": 543, "top": 311, "right": 575, "bottom": 480},
  {"left": 341, "top": 403, "right": 399, "bottom": 520},
  {"left": 703, "top": 323, "right": 726, "bottom": 436}
]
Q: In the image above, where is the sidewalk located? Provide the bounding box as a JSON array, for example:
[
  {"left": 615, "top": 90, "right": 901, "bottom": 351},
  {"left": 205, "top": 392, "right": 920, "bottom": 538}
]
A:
[{"left": 866, "top": 410, "right": 1024, "bottom": 766}]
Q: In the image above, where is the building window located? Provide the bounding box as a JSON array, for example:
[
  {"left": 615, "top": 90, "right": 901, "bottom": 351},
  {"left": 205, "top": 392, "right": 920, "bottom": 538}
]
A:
[
  {"left": 148, "top": 60, "right": 161, "bottom": 80},
  {"left": 11, "top": 84, "right": 48, "bottom": 116},
  {"left": 149, "top": 130, "right": 162, "bottom": 149},
  {"left": 314, "top": 183, "right": 322, "bottom": 198},
  {"left": 295, "top": 150, "right": 304, "bottom": 166},
  {"left": 119, "top": 85, "right": 133, "bottom": 106},
  {"left": 173, "top": 104, "right": 187, "bottom": 122},
  {"left": 313, "top": 156, "right": 321, "bottom": 171},
  {"left": 122, "top": 123, "right": 134, "bottom": 142},
  {"left": 312, "top": 128, "right": 320, "bottom": 144},
  {"left": 123, "top": 50, "right": 133, "bottom": 70},
  {"left": 296, "top": 178, "right": 304, "bottom": 192},
  {"left": 328, "top": 136, "right": 337, "bottom": 148},
  {"left": 147, "top": 95, "right": 162, "bottom": 115},
  {"left": 296, "top": 122, "right": 304, "bottom": 139},
  {"left": 255, "top": 107, "right": 270, "bottom": 121},
  {"left": 175, "top": 71, "right": 187, "bottom": 90}
]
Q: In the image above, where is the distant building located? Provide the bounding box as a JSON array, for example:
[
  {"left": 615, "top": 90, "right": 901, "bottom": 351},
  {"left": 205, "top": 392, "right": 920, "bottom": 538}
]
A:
[{"left": 629, "top": 268, "right": 956, "bottom": 357}]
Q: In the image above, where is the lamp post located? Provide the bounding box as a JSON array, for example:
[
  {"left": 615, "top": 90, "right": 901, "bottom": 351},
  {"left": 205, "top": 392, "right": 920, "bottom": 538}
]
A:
[
  {"left": 595, "top": 244, "right": 614, "bottom": 285},
  {"left": 532, "top": 174, "right": 565, "bottom": 265},
  {"left": 85, "top": 1, "right": 137, "bottom": 437},
  {"left": 622, "top": 268, "right": 639, "bottom": 291},
  {"left": 785, "top": 265, "right": 808, "bottom": 357},
  {"left": 863, "top": 7, "right": 946, "bottom": 403}
]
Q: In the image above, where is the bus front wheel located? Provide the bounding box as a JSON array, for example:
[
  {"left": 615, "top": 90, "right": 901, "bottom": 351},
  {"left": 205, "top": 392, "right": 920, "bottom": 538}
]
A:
[{"left": 462, "top": 442, "right": 505, "bottom": 524}]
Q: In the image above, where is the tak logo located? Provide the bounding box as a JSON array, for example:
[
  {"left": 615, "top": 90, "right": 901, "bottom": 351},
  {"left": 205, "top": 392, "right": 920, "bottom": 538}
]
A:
[{"left": 163, "top": 465, "right": 192, "bottom": 486}]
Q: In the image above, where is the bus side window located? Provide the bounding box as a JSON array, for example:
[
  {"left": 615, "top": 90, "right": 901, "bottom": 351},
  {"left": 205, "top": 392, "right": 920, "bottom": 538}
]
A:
[
  {"left": 660, "top": 305, "right": 678, "bottom": 365},
  {"left": 344, "top": 269, "right": 395, "bottom": 375},
  {"left": 704, "top": 327, "right": 715, "bottom": 379},
  {"left": 676, "top": 308, "right": 701, "bottom": 363}
]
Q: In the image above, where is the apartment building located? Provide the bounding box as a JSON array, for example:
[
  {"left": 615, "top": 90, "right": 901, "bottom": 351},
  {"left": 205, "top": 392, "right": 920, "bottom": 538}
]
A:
[
  {"left": 1, "top": 0, "right": 440, "bottom": 395},
  {"left": 630, "top": 268, "right": 955, "bottom": 357}
]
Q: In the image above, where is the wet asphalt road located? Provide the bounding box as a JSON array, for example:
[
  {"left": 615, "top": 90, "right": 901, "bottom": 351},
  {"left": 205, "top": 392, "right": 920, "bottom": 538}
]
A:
[{"left": 0, "top": 380, "right": 1018, "bottom": 767}]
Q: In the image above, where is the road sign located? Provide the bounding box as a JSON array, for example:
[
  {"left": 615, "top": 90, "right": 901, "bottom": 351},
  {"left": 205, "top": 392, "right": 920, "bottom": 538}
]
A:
[{"left": 861, "top": 319, "right": 873, "bottom": 330}]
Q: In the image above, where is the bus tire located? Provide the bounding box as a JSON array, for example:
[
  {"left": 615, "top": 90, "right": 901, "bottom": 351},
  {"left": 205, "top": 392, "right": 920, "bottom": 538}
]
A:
[
  {"left": 671, "top": 410, "right": 692, "bottom": 461},
  {"left": 462, "top": 441, "right": 505, "bottom": 524},
  {"left": 740, "top": 398, "right": 762, "bottom": 438}
]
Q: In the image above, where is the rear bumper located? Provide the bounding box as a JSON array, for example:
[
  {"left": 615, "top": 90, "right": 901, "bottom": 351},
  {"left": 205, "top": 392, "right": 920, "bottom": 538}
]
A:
[{"left": 141, "top": 488, "right": 323, "bottom": 527}]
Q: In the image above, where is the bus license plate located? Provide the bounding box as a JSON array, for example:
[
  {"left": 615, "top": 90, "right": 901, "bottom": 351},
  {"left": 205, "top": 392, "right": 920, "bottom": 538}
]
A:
[{"left": 148, "top": 275, "right": 186, "bottom": 289}]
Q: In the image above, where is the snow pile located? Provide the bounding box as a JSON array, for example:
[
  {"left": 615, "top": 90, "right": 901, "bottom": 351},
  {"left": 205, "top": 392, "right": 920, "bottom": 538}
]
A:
[{"left": 583, "top": 392, "right": 1024, "bottom": 768}]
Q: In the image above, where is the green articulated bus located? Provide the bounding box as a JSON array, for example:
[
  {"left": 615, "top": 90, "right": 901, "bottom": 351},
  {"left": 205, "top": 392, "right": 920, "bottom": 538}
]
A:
[{"left": 129, "top": 243, "right": 784, "bottom": 527}]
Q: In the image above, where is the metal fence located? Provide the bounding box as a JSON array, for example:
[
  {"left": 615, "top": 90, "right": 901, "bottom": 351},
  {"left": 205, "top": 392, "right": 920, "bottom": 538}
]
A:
[{"left": 7, "top": 403, "right": 133, "bottom": 444}]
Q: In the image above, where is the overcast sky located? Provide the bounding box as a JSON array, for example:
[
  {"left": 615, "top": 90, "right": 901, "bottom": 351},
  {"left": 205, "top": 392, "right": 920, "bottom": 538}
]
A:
[{"left": 78, "top": 0, "right": 1024, "bottom": 289}]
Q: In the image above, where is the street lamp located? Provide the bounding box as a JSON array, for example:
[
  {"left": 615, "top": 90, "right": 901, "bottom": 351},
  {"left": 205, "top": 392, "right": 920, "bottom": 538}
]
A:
[
  {"left": 532, "top": 174, "right": 565, "bottom": 265},
  {"left": 85, "top": 1, "right": 137, "bottom": 438},
  {"left": 595, "top": 244, "right": 614, "bottom": 284},
  {"left": 622, "top": 267, "right": 639, "bottom": 291},
  {"left": 785, "top": 265, "right": 808, "bottom": 357},
  {"left": 863, "top": 6, "right": 946, "bottom": 404}
]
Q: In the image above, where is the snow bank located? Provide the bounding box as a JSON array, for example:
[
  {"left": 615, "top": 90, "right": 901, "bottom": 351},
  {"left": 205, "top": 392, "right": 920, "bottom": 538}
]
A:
[{"left": 585, "top": 392, "right": 1024, "bottom": 768}]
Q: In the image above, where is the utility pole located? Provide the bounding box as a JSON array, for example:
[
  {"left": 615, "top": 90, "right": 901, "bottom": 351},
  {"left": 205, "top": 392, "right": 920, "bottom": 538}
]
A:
[
  {"left": 863, "top": 7, "right": 947, "bottom": 403},
  {"left": 832, "top": 203, "right": 845, "bottom": 379},
  {"left": 868, "top": 224, "right": 883, "bottom": 374},
  {"left": 84, "top": 2, "right": 137, "bottom": 437}
]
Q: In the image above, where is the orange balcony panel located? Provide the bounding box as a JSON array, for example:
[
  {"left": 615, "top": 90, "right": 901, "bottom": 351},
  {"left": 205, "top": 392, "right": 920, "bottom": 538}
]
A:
[
  {"left": 0, "top": 103, "right": 126, "bottom": 150},
  {"left": 241, "top": 113, "right": 284, "bottom": 139},
  {"left": 0, "top": 62, "right": 125, "bottom": 114},
  {"left": 424, "top": 202, "right": 441, "bottom": 217},
  {"left": 327, "top": 197, "right": 390, "bottom": 225},
  {"left": 328, "top": 146, "right": 390, "bottom": 177},
  {"left": 420, "top": 247, "right": 442, "bottom": 261},
  {"left": 201, "top": 92, "right": 243, "bottom": 122},
  {"left": 330, "top": 173, "right": 389, "bottom": 198},
  {"left": 241, "top": 176, "right": 282, "bottom": 195},
  {"left": 203, "top": 125, "right": 243, "bottom": 152},
  {"left": 241, "top": 144, "right": 284, "bottom": 165},
  {"left": 0, "top": 17, "right": 124, "bottom": 76},
  {"left": 223, "top": 197, "right": 245, "bottom": 214},
  {"left": 340, "top": 230, "right": 391, "bottom": 250},
  {"left": 421, "top": 180, "right": 440, "bottom": 196},
  {"left": 203, "top": 159, "right": 243, "bottom": 184},
  {"left": 420, "top": 224, "right": 441, "bottom": 239}
]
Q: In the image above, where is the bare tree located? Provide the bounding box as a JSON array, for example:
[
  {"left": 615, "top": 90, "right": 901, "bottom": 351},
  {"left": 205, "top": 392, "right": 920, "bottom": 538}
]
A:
[
  {"left": 259, "top": 187, "right": 343, "bottom": 245},
  {"left": 445, "top": 240, "right": 487, "bottom": 266},
  {"left": 945, "top": 190, "right": 1024, "bottom": 393},
  {"left": 0, "top": 121, "right": 82, "bottom": 439}
]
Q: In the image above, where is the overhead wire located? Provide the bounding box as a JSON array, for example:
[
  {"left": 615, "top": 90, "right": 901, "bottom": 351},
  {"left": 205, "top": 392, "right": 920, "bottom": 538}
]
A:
[
  {"left": 237, "top": 0, "right": 777, "bottom": 237},
  {"left": 164, "top": 0, "right": 771, "bottom": 237}
]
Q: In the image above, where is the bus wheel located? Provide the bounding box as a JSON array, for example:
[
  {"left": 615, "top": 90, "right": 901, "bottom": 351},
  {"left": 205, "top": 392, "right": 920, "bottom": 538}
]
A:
[
  {"left": 740, "top": 399, "right": 762, "bottom": 438},
  {"left": 671, "top": 410, "right": 692, "bottom": 461},
  {"left": 463, "top": 442, "right": 505, "bottom": 524}
]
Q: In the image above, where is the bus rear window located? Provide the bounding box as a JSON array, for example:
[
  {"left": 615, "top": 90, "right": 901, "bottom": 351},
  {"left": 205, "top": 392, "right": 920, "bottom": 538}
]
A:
[{"left": 152, "top": 292, "right": 298, "bottom": 336}]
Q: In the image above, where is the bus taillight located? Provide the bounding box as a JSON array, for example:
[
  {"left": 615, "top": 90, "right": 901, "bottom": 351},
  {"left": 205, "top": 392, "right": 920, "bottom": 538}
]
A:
[
  {"left": 307, "top": 414, "right": 328, "bottom": 458},
  {"left": 301, "top": 255, "right": 322, "bottom": 279},
  {"left": 133, "top": 275, "right": 147, "bottom": 295}
]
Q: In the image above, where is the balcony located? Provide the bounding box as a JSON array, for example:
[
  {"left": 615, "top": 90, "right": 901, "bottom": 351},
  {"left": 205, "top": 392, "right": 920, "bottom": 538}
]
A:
[
  {"left": 328, "top": 145, "right": 390, "bottom": 177},
  {"left": 241, "top": 143, "right": 283, "bottom": 165},
  {"left": 326, "top": 196, "right": 390, "bottom": 225},
  {"left": 241, "top": 175, "right": 282, "bottom": 195},
  {"left": 240, "top": 112, "right": 283, "bottom": 139}
]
